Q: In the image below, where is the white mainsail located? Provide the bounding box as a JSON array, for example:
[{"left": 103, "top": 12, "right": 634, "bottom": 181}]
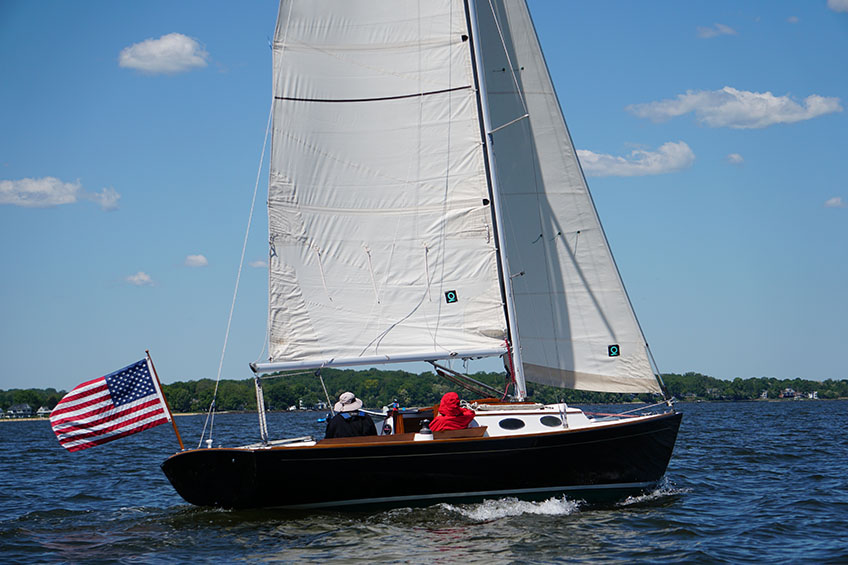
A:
[
  {"left": 263, "top": 0, "right": 508, "bottom": 370},
  {"left": 260, "top": 0, "right": 662, "bottom": 395},
  {"left": 473, "top": 0, "right": 661, "bottom": 394}
]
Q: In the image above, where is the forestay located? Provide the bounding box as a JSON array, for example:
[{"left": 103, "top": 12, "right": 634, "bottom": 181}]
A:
[
  {"left": 264, "top": 0, "right": 508, "bottom": 370},
  {"left": 474, "top": 0, "right": 661, "bottom": 393}
]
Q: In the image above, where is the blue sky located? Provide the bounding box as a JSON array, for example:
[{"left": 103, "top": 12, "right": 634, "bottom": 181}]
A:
[{"left": 2, "top": 1, "right": 846, "bottom": 391}]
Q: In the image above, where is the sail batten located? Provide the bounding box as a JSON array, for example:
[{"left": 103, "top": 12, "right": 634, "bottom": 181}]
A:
[{"left": 274, "top": 84, "right": 473, "bottom": 104}]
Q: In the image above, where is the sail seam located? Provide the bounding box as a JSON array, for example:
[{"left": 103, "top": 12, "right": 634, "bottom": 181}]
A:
[{"left": 274, "top": 85, "right": 472, "bottom": 104}]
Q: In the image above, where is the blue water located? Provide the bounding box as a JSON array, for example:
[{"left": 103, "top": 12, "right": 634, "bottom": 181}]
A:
[{"left": 1, "top": 401, "right": 846, "bottom": 563}]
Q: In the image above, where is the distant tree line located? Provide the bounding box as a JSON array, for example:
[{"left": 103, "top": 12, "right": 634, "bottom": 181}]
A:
[
  {"left": 3, "top": 370, "right": 846, "bottom": 414},
  {"left": 0, "top": 388, "right": 64, "bottom": 413},
  {"left": 661, "top": 372, "right": 848, "bottom": 401}
]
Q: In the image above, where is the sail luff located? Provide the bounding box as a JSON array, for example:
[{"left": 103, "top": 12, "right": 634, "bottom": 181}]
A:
[{"left": 465, "top": 0, "right": 527, "bottom": 400}]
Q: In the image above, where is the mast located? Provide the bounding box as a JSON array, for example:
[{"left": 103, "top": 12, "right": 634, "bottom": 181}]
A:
[{"left": 465, "top": 0, "right": 527, "bottom": 400}]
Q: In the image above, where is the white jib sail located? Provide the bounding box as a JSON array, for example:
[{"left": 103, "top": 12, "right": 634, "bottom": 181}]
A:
[
  {"left": 473, "top": 0, "right": 661, "bottom": 394},
  {"left": 265, "top": 0, "right": 508, "bottom": 370}
]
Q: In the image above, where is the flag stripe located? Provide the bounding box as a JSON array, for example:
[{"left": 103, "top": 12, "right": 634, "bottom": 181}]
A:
[
  {"left": 57, "top": 406, "right": 168, "bottom": 446},
  {"left": 51, "top": 393, "right": 161, "bottom": 430},
  {"left": 61, "top": 413, "right": 171, "bottom": 452},
  {"left": 50, "top": 395, "right": 113, "bottom": 426},
  {"left": 49, "top": 381, "right": 110, "bottom": 418},
  {"left": 57, "top": 377, "right": 106, "bottom": 399},
  {"left": 54, "top": 399, "right": 165, "bottom": 440}
]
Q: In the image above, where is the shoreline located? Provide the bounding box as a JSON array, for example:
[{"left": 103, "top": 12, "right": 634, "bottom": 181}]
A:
[{"left": 3, "top": 398, "right": 846, "bottom": 422}]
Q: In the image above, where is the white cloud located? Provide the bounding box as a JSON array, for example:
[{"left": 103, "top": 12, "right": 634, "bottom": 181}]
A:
[
  {"left": 828, "top": 0, "right": 848, "bottom": 13},
  {"left": 576, "top": 141, "right": 695, "bottom": 177},
  {"left": 85, "top": 187, "right": 121, "bottom": 211},
  {"left": 249, "top": 260, "right": 268, "bottom": 268},
  {"left": 626, "top": 86, "right": 842, "bottom": 129},
  {"left": 119, "top": 33, "right": 209, "bottom": 74},
  {"left": 825, "top": 197, "right": 846, "bottom": 208},
  {"left": 727, "top": 153, "right": 744, "bottom": 165},
  {"left": 697, "top": 23, "right": 737, "bottom": 38},
  {"left": 0, "top": 177, "right": 120, "bottom": 210},
  {"left": 787, "top": 16, "right": 799, "bottom": 24},
  {"left": 185, "top": 254, "right": 208, "bottom": 267},
  {"left": 126, "top": 271, "right": 154, "bottom": 286}
]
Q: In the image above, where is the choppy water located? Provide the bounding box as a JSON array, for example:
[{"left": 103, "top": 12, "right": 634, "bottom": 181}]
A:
[{"left": 1, "top": 401, "right": 846, "bottom": 563}]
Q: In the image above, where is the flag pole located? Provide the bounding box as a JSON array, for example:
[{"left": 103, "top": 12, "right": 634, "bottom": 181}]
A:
[{"left": 146, "top": 350, "right": 185, "bottom": 451}]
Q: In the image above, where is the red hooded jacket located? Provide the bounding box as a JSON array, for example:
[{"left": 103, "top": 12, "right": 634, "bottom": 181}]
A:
[{"left": 430, "top": 392, "right": 475, "bottom": 431}]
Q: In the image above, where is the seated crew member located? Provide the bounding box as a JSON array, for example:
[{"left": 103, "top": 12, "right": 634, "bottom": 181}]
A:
[
  {"left": 325, "top": 392, "right": 377, "bottom": 439},
  {"left": 430, "top": 392, "right": 475, "bottom": 431}
]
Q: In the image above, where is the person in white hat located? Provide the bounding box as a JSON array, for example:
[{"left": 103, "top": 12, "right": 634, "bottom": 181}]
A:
[{"left": 324, "top": 392, "right": 377, "bottom": 439}]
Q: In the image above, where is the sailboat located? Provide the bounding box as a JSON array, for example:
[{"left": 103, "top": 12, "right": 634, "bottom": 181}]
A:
[{"left": 162, "top": 0, "right": 682, "bottom": 510}]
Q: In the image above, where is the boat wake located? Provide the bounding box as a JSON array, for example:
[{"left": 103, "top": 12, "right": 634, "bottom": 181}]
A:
[
  {"left": 440, "top": 496, "right": 580, "bottom": 521},
  {"left": 616, "top": 480, "right": 690, "bottom": 507}
]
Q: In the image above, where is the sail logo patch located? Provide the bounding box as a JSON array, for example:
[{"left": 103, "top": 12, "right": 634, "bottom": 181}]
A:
[
  {"left": 608, "top": 344, "right": 620, "bottom": 357},
  {"left": 445, "top": 290, "right": 458, "bottom": 304}
]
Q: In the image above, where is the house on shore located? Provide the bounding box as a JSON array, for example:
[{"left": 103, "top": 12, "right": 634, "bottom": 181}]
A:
[
  {"left": 37, "top": 406, "right": 51, "bottom": 417},
  {"left": 7, "top": 404, "right": 33, "bottom": 418}
]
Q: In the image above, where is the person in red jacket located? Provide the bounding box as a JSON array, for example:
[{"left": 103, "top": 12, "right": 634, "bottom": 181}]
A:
[{"left": 430, "top": 392, "right": 475, "bottom": 431}]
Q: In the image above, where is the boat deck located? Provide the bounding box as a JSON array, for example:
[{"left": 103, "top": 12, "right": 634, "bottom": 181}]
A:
[{"left": 317, "top": 427, "right": 487, "bottom": 446}]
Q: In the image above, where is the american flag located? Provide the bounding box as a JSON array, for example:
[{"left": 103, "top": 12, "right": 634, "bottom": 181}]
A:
[{"left": 51, "top": 358, "right": 171, "bottom": 452}]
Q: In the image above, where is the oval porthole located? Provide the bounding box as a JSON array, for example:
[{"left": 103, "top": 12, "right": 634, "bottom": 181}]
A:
[
  {"left": 540, "top": 416, "right": 562, "bottom": 427},
  {"left": 498, "top": 418, "right": 526, "bottom": 430}
]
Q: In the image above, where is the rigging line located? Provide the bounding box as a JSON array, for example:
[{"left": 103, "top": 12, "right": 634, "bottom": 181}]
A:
[
  {"left": 430, "top": 361, "right": 504, "bottom": 398},
  {"left": 317, "top": 371, "right": 334, "bottom": 417},
  {"left": 274, "top": 85, "right": 472, "bottom": 104},
  {"left": 486, "top": 4, "right": 559, "bottom": 378},
  {"left": 431, "top": 364, "right": 496, "bottom": 399},
  {"left": 490, "top": 113, "right": 529, "bottom": 134},
  {"left": 199, "top": 74, "right": 275, "bottom": 449},
  {"left": 480, "top": 5, "right": 553, "bottom": 375},
  {"left": 646, "top": 343, "right": 671, "bottom": 402}
]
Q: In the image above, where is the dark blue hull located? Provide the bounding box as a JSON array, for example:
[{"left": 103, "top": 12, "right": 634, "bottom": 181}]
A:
[{"left": 161, "top": 411, "right": 682, "bottom": 509}]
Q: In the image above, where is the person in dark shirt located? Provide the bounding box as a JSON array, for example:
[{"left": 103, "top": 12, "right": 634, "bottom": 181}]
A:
[{"left": 324, "top": 392, "right": 377, "bottom": 439}]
